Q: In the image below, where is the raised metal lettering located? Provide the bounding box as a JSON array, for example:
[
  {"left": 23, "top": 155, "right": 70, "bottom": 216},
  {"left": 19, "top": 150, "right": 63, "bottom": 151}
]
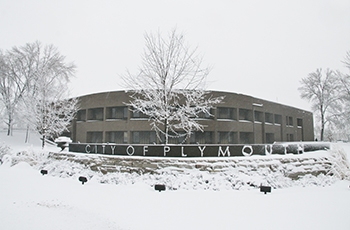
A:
[
  {"left": 218, "top": 146, "right": 230, "bottom": 157},
  {"left": 126, "top": 145, "right": 135, "bottom": 156},
  {"left": 242, "top": 145, "right": 253, "bottom": 156}
]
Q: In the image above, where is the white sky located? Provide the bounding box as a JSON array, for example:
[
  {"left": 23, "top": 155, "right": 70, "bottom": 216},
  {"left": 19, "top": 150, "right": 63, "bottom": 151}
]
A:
[{"left": 1, "top": 0, "right": 350, "bottom": 111}]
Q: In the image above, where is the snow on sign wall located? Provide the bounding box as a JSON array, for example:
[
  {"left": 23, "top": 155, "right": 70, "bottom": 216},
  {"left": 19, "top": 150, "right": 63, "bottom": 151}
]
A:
[{"left": 69, "top": 142, "right": 330, "bottom": 157}]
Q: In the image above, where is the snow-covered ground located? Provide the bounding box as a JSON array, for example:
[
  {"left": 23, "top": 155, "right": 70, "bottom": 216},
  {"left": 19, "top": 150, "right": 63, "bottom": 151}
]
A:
[{"left": 1, "top": 130, "right": 350, "bottom": 230}]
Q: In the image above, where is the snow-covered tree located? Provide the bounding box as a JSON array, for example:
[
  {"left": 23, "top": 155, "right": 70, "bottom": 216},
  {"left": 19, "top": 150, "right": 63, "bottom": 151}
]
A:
[
  {"left": 0, "top": 46, "right": 37, "bottom": 135},
  {"left": 334, "top": 51, "right": 350, "bottom": 141},
  {"left": 122, "top": 29, "right": 223, "bottom": 144},
  {"left": 0, "top": 41, "right": 77, "bottom": 146},
  {"left": 339, "top": 51, "right": 350, "bottom": 99},
  {"left": 299, "top": 68, "right": 343, "bottom": 141},
  {"left": 22, "top": 42, "right": 77, "bottom": 148},
  {"left": 26, "top": 97, "right": 78, "bottom": 148}
]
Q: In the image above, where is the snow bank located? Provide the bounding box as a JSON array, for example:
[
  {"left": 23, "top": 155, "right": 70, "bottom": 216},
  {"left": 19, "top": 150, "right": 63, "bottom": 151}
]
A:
[{"left": 1, "top": 140, "right": 349, "bottom": 191}]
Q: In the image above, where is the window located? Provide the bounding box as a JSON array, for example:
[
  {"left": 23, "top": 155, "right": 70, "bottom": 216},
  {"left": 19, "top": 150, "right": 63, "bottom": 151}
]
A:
[
  {"left": 287, "top": 133, "right": 294, "bottom": 142},
  {"left": 167, "top": 131, "right": 187, "bottom": 144},
  {"left": 190, "top": 132, "right": 213, "bottom": 144},
  {"left": 254, "top": 111, "right": 263, "bottom": 122},
  {"left": 131, "top": 110, "right": 149, "bottom": 119},
  {"left": 106, "top": 106, "right": 128, "bottom": 120},
  {"left": 132, "top": 131, "right": 156, "bottom": 144},
  {"left": 239, "top": 132, "right": 253, "bottom": 144},
  {"left": 196, "top": 108, "right": 214, "bottom": 119},
  {"left": 297, "top": 118, "right": 303, "bottom": 128},
  {"left": 87, "top": 108, "right": 104, "bottom": 121},
  {"left": 274, "top": 114, "right": 282, "bottom": 125},
  {"left": 239, "top": 109, "right": 252, "bottom": 121},
  {"left": 87, "top": 132, "right": 103, "bottom": 143},
  {"left": 265, "top": 113, "right": 273, "bottom": 124},
  {"left": 266, "top": 133, "right": 275, "bottom": 144},
  {"left": 218, "top": 132, "right": 237, "bottom": 144},
  {"left": 106, "top": 131, "right": 128, "bottom": 143},
  {"left": 77, "top": 110, "right": 86, "bottom": 122},
  {"left": 217, "top": 107, "right": 237, "bottom": 120},
  {"left": 286, "top": 116, "right": 293, "bottom": 127}
]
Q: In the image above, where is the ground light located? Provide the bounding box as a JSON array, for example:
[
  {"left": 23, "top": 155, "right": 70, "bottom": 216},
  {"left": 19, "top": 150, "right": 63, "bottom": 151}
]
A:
[
  {"left": 79, "top": 176, "right": 88, "bottom": 185},
  {"left": 260, "top": 185, "right": 272, "bottom": 194},
  {"left": 154, "top": 184, "right": 166, "bottom": 192}
]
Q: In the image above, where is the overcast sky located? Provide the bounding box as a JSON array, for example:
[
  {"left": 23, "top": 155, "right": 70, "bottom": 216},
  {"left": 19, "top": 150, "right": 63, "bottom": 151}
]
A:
[{"left": 1, "top": 0, "right": 350, "bottom": 111}]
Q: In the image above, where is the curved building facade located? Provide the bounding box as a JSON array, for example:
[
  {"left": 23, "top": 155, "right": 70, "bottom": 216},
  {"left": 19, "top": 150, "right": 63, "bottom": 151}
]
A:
[{"left": 70, "top": 90, "right": 314, "bottom": 144}]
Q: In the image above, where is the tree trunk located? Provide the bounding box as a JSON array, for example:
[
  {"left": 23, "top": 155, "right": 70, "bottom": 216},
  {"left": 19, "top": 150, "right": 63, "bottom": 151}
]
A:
[
  {"left": 7, "top": 115, "right": 12, "bottom": 136},
  {"left": 25, "top": 125, "right": 30, "bottom": 143},
  {"left": 320, "top": 125, "right": 324, "bottom": 141},
  {"left": 165, "top": 119, "right": 169, "bottom": 145},
  {"left": 7, "top": 123, "right": 11, "bottom": 136},
  {"left": 42, "top": 134, "right": 45, "bottom": 149},
  {"left": 320, "top": 107, "right": 325, "bottom": 141}
]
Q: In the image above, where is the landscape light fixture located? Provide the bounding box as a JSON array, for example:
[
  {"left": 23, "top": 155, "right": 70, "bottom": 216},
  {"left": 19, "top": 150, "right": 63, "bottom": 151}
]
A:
[
  {"left": 79, "top": 176, "right": 88, "bottom": 185},
  {"left": 154, "top": 184, "right": 166, "bottom": 192},
  {"left": 260, "top": 185, "right": 272, "bottom": 194}
]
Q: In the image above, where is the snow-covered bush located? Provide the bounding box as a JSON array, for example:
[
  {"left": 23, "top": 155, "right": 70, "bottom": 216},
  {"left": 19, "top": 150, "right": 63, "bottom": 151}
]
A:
[
  {"left": 0, "top": 143, "right": 11, "bottom": 164},
  {"left": 327, "top": 144, "right": 350, "bottom": 179}
]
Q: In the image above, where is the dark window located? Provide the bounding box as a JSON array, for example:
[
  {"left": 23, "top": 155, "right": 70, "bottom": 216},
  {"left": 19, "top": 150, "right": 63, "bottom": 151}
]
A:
[
  {"left": 287, "top": 133, "right": 294, "bottom": 142},
  {"left": 286, "top": 116, "right": 293, "bottom": 127},
  {"left": 218, "top": 132, "right": 237, "bottom": 144},
  {"left": 77, "top": 110, "right": 86, "bottom": 122},
  {"left": 265, "top": 113, "right": 273, "bottom": 124},
  {"left": 106, "top": 106, "right": 128, "bottom": 120},
  {"left": 266, "top": 133, "right": 275, "bottom": 144},
  {"left": 131, "top": 110, "right": 149, "bottom": 119},
  {"left": 190, "top": 132, "right": 213, "bottom": 144},
  {"left": 132, "top": 131, "right": 156, "bottom": 144},
  {"left": 167, "top": 131, "right": 187, "bottom": 144},
  {"left": 274, "top": 114, "right": 282, "bottom": 125},
  {"left": 106, "top": 131, "right": 128, "bottom": 143},
  {"left": 254, "top": 111, "right": 263, "bottom": 122},
  {"left": 196, "top": 108, "right": 214, "bottom": 119},
  {"left": 239, "top": 132, "right": 253, "bottom": 144},
  {"left": 297, "top": 118, "right": 303, "bottom": 128},
  {"left": 87, "top": 132, "right": 103, "bottom": 143},
  {"left": 239, "top": 109, "right": 252, "bottom": 121},
  {"left": 217, "top": 107, "right": 237, "bottom": 120},
  {"left": 87, "top": 108, "right": 104, "bottom": 121}
]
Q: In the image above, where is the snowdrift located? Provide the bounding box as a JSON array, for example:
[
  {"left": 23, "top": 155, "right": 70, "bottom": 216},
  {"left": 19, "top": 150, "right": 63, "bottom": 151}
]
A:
[{"left": 1, "top": 141, "right": 349, "bottom": 191}]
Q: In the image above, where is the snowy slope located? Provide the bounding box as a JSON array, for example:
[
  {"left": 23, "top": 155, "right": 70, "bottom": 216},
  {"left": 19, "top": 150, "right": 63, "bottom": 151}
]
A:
[{"left": 1, "top": 131, "right": 350, "bottom": 230}]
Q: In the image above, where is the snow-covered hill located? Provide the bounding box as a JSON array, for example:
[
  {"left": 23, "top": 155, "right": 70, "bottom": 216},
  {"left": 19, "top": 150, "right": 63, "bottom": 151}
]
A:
[{"left": 1, "top": 130, "right": 350, "bottom": 230}]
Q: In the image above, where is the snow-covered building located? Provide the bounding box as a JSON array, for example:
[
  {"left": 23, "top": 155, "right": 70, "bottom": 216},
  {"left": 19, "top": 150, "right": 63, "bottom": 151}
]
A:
[{"left": 70, "top": 90, "right": 314, "bottom": 144}]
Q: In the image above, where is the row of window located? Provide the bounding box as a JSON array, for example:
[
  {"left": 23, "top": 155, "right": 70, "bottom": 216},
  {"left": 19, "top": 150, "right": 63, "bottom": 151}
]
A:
[
  {"left": 86, "top": 131, "right": 287, "bottom": 144},
  {"left": 77, "top": 107, "right": 128, "bottom": 121},
  {"left": 77, "top": 107, "right": 304, "bottom": 127}
]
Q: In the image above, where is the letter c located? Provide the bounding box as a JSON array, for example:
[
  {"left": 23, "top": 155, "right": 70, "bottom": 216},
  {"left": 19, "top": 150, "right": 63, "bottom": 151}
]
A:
[{"left": 85, "top": 144, "right": 91, "bottom": 153}]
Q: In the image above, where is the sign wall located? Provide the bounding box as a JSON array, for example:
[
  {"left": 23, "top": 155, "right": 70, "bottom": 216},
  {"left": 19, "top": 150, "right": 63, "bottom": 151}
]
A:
[{"left": 69, "top": 143, "right": 330, "bottom": 157}]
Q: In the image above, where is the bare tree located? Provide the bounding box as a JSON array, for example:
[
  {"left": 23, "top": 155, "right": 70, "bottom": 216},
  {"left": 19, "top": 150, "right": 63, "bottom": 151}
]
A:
[
  {"left": 0, "top": 45, "right": 37, "bottom": 135},
  {"left": 343, "top": 51, "right": 350, "bottom": 70},
  {"left": 23, "top": 42, "right": 77, "bottom": 148},
  {"left": 0, "top": 41, "right": 77, "bottom": 146},
  {"left": 338, "top": 51, "right": 350, "bottom": 98},
  {"left": 122, "top": 29, "right": 223, "bottom": 144},
  {"left": 299, "top": 68, "right": 343, "bottom": 141},
  {"left": 334, "top": 51, "right": 350, "bottom": 141},
  {"left": 25, "top": 96, "right": 78, "bottom": 148}
]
